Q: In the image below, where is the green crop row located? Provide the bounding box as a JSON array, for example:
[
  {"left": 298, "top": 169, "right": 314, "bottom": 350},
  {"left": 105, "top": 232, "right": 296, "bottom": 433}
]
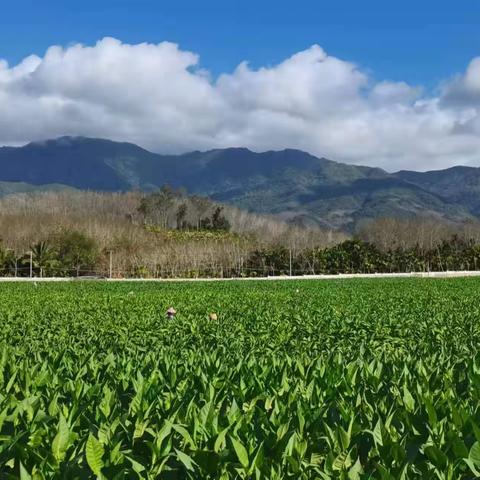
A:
[{"left": 0, "top": 279, "right": 480, "bottom": 479}]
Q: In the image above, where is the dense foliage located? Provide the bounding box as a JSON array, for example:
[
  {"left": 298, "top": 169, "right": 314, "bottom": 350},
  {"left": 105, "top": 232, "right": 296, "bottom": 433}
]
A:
[
  {"left": 0, "top": 231, "right": 98, "bottom": 277},
  {"left": 250, "top": 237, "right": 480, "bottom": 277},
  {"left": 3, "top": 234, "right": 480, "bottom": 278},
  {"left": 1, "top": 278, "right": 480, "bottom": 478}
]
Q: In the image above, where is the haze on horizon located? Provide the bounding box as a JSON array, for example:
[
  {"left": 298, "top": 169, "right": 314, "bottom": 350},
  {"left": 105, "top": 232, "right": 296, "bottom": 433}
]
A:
[{"left": 1, "top": 0, "right": 479, "bottom": 172}]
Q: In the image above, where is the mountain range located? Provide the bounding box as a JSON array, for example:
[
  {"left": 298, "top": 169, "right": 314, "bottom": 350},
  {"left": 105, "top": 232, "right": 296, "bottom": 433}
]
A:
[{"left": 0, "top": 136, "right": 477, "bottom": 231}]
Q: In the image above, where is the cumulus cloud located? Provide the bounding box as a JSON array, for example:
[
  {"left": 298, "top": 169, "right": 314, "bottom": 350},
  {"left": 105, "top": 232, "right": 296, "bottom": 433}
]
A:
[
  {"left": 441, "top": 57, "right": 480, "bottom": 107},
  {"left": 0, "top": 37, "right": 479, "bottom": 171}
]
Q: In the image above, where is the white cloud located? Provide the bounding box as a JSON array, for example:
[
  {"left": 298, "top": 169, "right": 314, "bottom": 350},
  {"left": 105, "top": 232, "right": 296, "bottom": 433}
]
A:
[
  {"left": 441, "top": 57, "right": 480, "bottom": 106},
  {"left": 0, "top": 37, "right": 479, "bottom": 171}
]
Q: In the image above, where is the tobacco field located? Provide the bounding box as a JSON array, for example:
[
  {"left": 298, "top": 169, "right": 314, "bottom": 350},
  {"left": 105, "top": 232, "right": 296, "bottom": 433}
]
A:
[{"left": 1, "top": 278, "right": 480, "bottom": 479}]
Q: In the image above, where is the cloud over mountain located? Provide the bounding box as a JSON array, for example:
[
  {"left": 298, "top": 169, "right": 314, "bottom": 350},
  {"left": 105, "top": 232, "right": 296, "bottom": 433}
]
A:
[{"left": 0, "top": 37, "right": 479, "bottom": 171}]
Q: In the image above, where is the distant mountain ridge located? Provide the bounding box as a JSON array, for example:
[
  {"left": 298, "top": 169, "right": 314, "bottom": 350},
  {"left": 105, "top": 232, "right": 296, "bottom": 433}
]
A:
[{"left": 0, "top": 136, "right": 477, "bottom": 231}]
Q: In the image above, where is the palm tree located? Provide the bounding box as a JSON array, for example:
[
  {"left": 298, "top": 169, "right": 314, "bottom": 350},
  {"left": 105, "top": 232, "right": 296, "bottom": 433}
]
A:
[
  {"left": 30, "top": 241, "right": 56, "bottom": 277},
  {"left": 0, "top": 246, "right": 16, "bottom": 277}
]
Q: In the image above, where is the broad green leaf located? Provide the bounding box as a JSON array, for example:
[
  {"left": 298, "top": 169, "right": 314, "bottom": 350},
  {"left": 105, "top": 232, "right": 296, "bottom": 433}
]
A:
[
  {"left": 372, "top": 418, "right": 383, "bottom": 446},
  {"left": 175, "top": 449, "right": 197, "bottom": 472},
  {"left": 248, "top": 442, "right": 264, "bottom": 474},
  {"left": 86, "top": 434, "right": 104, "bottom": 477},
  {"left": 348, "top": 457, "right": 364, "bottom": 480},
  {"left": 19, "top": 462, "right": 32, "bottom": 480},
  {"left": 403, "top": 385, "right": 415, "bottom": 412},
  {"left": 465, "top": 458, "right": 480, "bottom": 477},
  {"left": 172, "top": 423, "right": 196, "bottom": 449},
  {"left": 125, "top": 455, "right": 146, "bottom": 474},
  {"left": 230, "top": 436, "right": 249, "bottom": 468},
  {"left": 469, "top": 441, "right": 480, "bottom": 466},
  {"left": 52, "top": 414, "right": 70, "bottom": 462},
  {"left": 333, "top": 451, "right": 351, "bottom": 471},
  {"left": 214, "top": 426, "right": 230, "bottom": 453}
]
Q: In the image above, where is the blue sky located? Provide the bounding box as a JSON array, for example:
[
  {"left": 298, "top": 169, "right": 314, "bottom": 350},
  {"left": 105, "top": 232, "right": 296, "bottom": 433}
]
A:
[
  {"left": 1, "top": 0, "right": 480, "bottom": 170},
  {"left": 2, "top": 0, "right": 479, "bottom": 88}
]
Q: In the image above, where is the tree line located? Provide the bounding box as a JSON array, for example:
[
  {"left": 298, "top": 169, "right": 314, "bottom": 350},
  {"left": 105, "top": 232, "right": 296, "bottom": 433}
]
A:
[
  {"left": 2, "top": 231, "right": 480, "bottom": 278},
  {"left": 2, "top": 189, "right": 480, "bottom": 277},
  {"left": 245, "top": 236, "right": 480, "bottom": 277},
  {"left": 0, "top": 230, "right": 98, "bottom": 277}
]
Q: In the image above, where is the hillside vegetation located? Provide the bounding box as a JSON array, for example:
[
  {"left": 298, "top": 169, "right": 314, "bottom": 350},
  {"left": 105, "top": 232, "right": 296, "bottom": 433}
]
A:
[
  {"left": 1, "top": 190, "right": 480, "bottom": 277},
  {"left": 1, "top": 136, "right": 479, "bottom": 230},
  {"left": 0, "top": 190, "right": 343, "bottom": 277}
]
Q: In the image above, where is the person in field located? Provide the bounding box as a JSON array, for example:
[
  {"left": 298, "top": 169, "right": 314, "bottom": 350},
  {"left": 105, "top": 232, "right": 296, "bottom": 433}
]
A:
[{"left": 166, "top": 307, "right": 176, "bottom": 319}]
